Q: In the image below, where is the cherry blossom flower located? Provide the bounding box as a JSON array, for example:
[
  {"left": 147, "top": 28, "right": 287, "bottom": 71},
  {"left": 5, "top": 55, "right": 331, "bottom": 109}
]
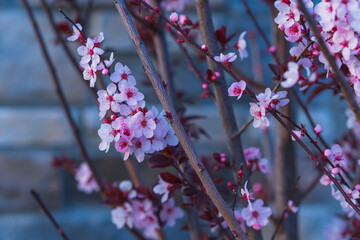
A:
[
  {"left": 117, "top": 83, "right": 144, "bottom": 107},
  {"left": 282, "top": 62, "right": 299, "bottom": 88},
  {"left": 77, "top": 38, "right": 104, "bottom": 65},
  {"left": 130, "top": 137, "right": 151, "bottom": 162},
  {"left": 153, "top": 176, "right": 172, "bottom": 203},
  {"left": 75, "top": 163, "right": 99, "bottom": 194},
  {"left": 289, "top": 43, "right": 312, "bottom": 68},
  {"left": 236, "top": 31, "right": 248, "bottom": 60},
  {"left": 332, "top": 30, "right": 358, "bottom": 61},
  {"left": 67, "top": 23, "right": 83, "bottom": 41},
  {"left": 98, "top": 123, "right": 114, "bottom": 152},
  {"left": 111, "top": 203, "right": 133, "bottom": 229},
  {"left": 285, "top": 22, "right": 302, "bottom": 42},
  {"left": 256, "top": 88, "right": 289, "bottom": 110},
  {"left": 320, "top": 175, "right": 332, "bottom": 186},
  {"left": 159, "top": 198, "right": 184, "bottom": 227},
  {"left": 169, "top": 12, "right": 179, "bottom": 23},
  {"left": 314, "top": 124, "right": 323, "bottom": 135},
  {"left": 130, "top": 110, "right": 156, "bottom": 138},
  {"left": 110, "top": 62, "right": 136, "bottom": 85},
  {"left": 228, "top": 80, "right": 246, "bottom": 99},
  {"left": 274, "top": 1, "right": 301, "bottom": 28},
  {"left": 119, "top": 180, "right": 137, "bottom": 199},
  {"left": 115, "top": 138, "right": 132, "bottom": 154},
  {"left": 132, "top": 200, "right": 159, "bottom": 239},
  {"left": 214, "top": 52, "right": 237, "bottom": 63},
  {"left": 249, "top": 103, "right": 269, "bottom": 128},
  {"left": 287, "top": 200, "right": 298, "bottom": 213},
  {"left": 81, "top": 62, "right": 98, "bottom": 87},
  {"left": 324, "top": 144, "right": 346, "bottom": 167},
  {"left": 241, "top": 199, "right": 272, "bottom": 230},
  {"left": 244, "top": 147, "right": 272, "bottom": 174},
  {"left": 97, "top": 83, "right": 131, "bottom": 119}
]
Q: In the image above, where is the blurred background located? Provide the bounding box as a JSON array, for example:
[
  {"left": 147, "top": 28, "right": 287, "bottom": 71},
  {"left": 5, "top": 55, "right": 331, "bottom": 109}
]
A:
[{"left": 0, "top": 0, "right": 349, "bottom": 239}]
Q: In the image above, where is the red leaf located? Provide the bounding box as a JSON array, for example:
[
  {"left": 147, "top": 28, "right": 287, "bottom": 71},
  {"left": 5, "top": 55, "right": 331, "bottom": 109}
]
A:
[
  {"left": 160, "top": 172, "right": 182, "bottom": 184},
  {"left": 148, "top": 154, "right": 172, "bottom": 168}
]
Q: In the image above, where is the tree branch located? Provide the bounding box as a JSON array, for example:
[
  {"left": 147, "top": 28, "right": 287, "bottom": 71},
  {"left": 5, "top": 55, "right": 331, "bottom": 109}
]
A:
[{"left": 113, "top": 1, "right": 248, "bottom": 239}]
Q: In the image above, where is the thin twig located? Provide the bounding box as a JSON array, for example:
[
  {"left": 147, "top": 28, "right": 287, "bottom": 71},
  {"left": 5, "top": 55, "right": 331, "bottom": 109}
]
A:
[
  {"left": 271, "top": 177, "right": 300, "bottom": 240},
  {"left": 30, "top": 189, "right": 69, "bottom": 240},
  {"left": 232, "top": 118, "right": 254, "bottom": 139},
  {"left": 113, "top": 1, "right": 249, "bottom": 239},
  {"left": 297, "top": 0, "right": 360, "bottom": 122}
]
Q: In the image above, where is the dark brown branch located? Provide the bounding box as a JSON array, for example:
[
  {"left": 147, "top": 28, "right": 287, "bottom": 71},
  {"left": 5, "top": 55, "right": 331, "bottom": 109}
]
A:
[
  {"left": 113, "top": 1, "right": 248, "bottom": 239},
  {"left": 22, "top": 0, "right": 105, "bottom": 196},
  {"left": 232, "top": 118, "right": 253, "bottom": 139},
  {"left": 297, "top": 0, "right": 360, "bottom": 122},
  {"left": 30, "top": 189, "right": 69, "bottom": 240}
]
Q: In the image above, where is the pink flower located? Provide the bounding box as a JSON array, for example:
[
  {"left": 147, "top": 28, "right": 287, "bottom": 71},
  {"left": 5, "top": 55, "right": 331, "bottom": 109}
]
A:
[
  {"left": 314, "top": 124, "right": 323, "bottom": 135},
  {"left": 159, "top": 198, "right": 184, "bottom": 227},
  {"left": 67, "top": 23, "right": 83, "bottom": 41},
  {"left": 244, "top": 147, "right": 272, "bottom": 174},
  {"left": 236, "top": 31, "right": 248, "bottom": 60},
  {"left": 97, "top": 83, "right": 131, "bottom": 119},
  {"left": 81, "top": 62, "right": 98, "bottom": 87},
  {"left": 256, "top": 88, "right": 289, "bottom": 110},
  {"left": 331, "top": 30, "right": 358, "bottom": 61},
  {"left": 320, "top": 175, "right": 331, "bottom": 186},
  {"left": 241, "top": 181, "right": 254, "bottom": 205},
  {"left": 284, "top": 22, "right": 302, "bottom": 42},
  {"left": 274, "top": 1, "right": 300, "bottom": 28},
  {"left": 241, "top": 199, "right": 272, "bottom": 230},
  {"left": 287, "top": 200, "right": 298, "bottom": 213},
  {"left": 291, "top": 129, "right": 305, "bottom": 141},
  {"left": 110, "top": 62, "right": 136, "bottom": 85},
  {"left": 214, "top": 52, "right": 237, "bottom": 63},
  {"left": 75, "top": 163, "right": 99, "bottom": 194},
  {"left": 282, "top": 62, "right": 299, "bottom": 88},
  {"left": 130, "top": 137, "right": 151, "bottom": 162},
  {"left": 324, "top": 144, "right": 346, "bottom": 167},
  {"left": 117, "top": 83, "right": 144, "bottom": 107},
  {"left": 169, "top": 12, "right": 179, "bottom": 23},
  {"left": 119, "top": 180, "right": 137, "bottom": 199},
  {"left": 115, "top": 138, "right": 132, "bottom": 154},
  {"left": 289, "top": 42, "right": 312, "bottom": 68},
  {"left": 130, "top": 110, "right": 156, "bottom": 138},
  {"left": 96, "top": 52, "right": 115, "bottom": 75},
  {"left": 111, "top": 203, "right": 133, "bottom": 229},
  {"left": 153, "top": 176, "right": 172, "bottom": 203},
  {"left": 249, "top": 103, "right": 269, "bottom": 128},
  {"left": 228, "top": 80, "right": 246, "bottom": 99},
  {"left": 77, "top": 38, "right": 104, "bottom": 65}
]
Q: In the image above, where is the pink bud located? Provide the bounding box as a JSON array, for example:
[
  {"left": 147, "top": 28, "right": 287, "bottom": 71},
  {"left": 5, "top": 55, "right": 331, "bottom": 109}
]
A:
[
  {"left": 201, "top": 44, "right": 208, "bottom": 51},
  {"left": 227, "top": 182, "right": 234, "bottom": 189},
  {"left": 332, "top": 167, "right": 340, "bottom": 175},
  {"left": 179, "top": 14, "right": 192, "bottom": 26},
  {"left": 268, "top": 45, "right": 277, "bottom": 53},
  {"left": 102, "top": 68, "right": 109, "bottom": 75},
  {"left": 324, "top": 149, "right": 332, "bottom": 157},
  {"left": 355, "top": 184, "right": 360, "bottom": 191},
  {"left": 314, "top": 124, "right": 323, "bottom": 135},
  {"left": 202, "top": 83, "right": 208, "bottom": 89},
  {"left": 177, "top": 39, "right": 185, "bottom": 43},
  {"left": 214, "top": 72, "right": 220, "bottom": 77},
  {"left": 145, "top": 15, "right": 153, "bottom": 21},
  {"left": 170, "top": 12, "right": 179, "bottom": 23},
  {"left": 111, "top": 114, "right": 118, "bottom": 121},
  {"left": 211, "top": 76, "right": 216, "bottom": 81},
  {"left": 154, "top": 6, "right": 160, "bottom": 12}
]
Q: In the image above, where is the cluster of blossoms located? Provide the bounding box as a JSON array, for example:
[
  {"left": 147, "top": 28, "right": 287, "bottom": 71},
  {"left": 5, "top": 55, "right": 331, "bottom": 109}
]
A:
[
  {"left": 67, "top": 24, "right": 179, "bottom": 163},
  {"left": 250, "top": 88, "right": 289, "bottom": 128},
  {"left": 244, "top": 147, "right": 272, "bottom": 174},
  {"left": 109, "top": 180, "right": 184, "bottom": 239},
  {"left": 274, "top": 0, "right": 360, "bottom": 96}
]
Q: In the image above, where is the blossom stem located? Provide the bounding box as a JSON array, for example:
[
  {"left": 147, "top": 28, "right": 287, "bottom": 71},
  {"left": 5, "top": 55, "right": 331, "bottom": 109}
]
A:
[
  {"left": 114, "top": 1, "right": 249, "bottom": 239},
  {"left": 232, "top": 118, "right": 254, "bottom": 139},
  {"left": 30, "top": 189, "right": 69, "bottom": 240},
  {"left": 23, "top": 0, "right": 106, "bottom": 197},
  {"left": 297, "top": 0, "right": 360, "bottom": 123}
]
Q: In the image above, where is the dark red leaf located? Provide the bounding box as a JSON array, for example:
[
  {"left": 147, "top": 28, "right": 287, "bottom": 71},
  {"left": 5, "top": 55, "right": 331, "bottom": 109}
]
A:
[
  {"left": 148, "top": 154, "right": 172, "bottom": 168},
  {"left": 160, "top": 172, "right": 182, "bottom": 184}
]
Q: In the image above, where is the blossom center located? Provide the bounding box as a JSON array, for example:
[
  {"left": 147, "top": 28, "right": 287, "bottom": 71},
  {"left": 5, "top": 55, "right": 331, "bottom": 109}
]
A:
[
  {"left": 233, "top": 86, "right": 243, "bottom": 96},
  {"left": 121, "top": 73, "right": 128, "bottom": 80},
  {"left": 88, "top": 48, "right": 94, "bottom": 56}
]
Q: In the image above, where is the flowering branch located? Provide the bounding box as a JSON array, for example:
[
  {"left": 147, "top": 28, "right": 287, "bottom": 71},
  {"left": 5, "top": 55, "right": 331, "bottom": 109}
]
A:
[
  {"left": 113, "top": 1, "right": 248, "bottom": 239},
  {"left": 22, "top": 0, "right": 106, "bottom": 197},
  {"left": 297, "top": 0, "right": 360, "bottom": 123},
  {"left": 272, "top": 112, "right": 360, "bottom": 215},
  {"left": 30, "top": 189, "right": 69, "bottom": 240}
]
